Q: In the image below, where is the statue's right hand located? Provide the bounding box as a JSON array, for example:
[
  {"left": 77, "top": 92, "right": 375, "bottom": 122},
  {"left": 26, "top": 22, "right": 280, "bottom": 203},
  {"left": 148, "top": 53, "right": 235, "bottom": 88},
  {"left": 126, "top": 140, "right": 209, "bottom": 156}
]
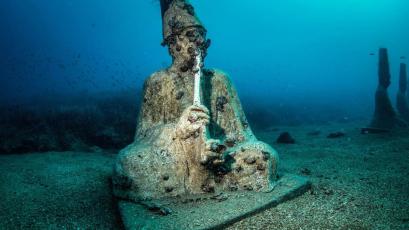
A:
[{"left": 175, "top": 104, "right": 210, "bottom": 139}]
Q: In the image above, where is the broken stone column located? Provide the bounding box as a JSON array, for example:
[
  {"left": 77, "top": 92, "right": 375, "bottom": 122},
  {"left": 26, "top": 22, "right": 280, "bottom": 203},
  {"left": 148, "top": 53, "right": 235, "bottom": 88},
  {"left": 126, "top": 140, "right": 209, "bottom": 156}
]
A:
[
  {"left": 368, "top": 48, "right": 406, "bottom": 130},
  {"left": 405, "top": 67, "right": 409, "bottom": 103},
  {"left": 397, "top": 63, "right": 409, "bottom": 121},
  {"left": 112, "top": 0, "right": 279, "bottom": 202}
]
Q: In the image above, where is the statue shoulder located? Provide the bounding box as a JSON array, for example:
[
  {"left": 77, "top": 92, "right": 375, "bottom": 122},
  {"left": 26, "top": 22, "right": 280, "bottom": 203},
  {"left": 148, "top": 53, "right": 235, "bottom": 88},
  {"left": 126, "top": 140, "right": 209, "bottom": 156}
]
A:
[
  {"left": 144, "top": 70, "right": 169, "bottom": 85},
  {"left": 208, "top": 68, "right": 229, "bottom": 78},
  {"left": 206, "top": 68, "right": 234, "bottom": 87},
  {"left": 142, "top": 69, "right": 178, "bottom": 91}
]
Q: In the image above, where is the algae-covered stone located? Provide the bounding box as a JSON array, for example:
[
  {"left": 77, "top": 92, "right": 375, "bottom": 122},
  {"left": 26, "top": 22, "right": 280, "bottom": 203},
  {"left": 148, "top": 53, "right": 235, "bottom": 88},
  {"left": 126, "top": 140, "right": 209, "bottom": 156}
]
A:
[
  {"left": 113, "top": 0, "right": 279, "bottom": 201},
  {"left": 113, "top": 69, "right": 279, "bottom": 200},
  {"left": 369, "top": 48, "right": 406, "bottom": 130},
  {"left": 397, "top": 63, "right": 409, "bottom": 122}
]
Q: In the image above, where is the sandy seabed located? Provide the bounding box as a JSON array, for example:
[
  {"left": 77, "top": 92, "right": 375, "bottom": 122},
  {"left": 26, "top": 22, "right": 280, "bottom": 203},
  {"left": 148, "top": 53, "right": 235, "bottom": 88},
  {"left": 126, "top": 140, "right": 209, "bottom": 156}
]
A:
[{"left": 0, "top": 120, "right": 408, "bottom": 229}]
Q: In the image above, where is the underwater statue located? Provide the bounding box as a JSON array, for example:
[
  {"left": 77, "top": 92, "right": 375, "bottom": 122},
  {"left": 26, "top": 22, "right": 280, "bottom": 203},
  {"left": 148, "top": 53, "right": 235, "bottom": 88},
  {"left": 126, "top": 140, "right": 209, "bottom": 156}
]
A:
[
  {"left": 368, "top": 48, "right": 406, "bottom": 130},
  {"left": 397, "top": 63, "right": 409, "bottom": 122},
  {"left": 112, "top": 0, "right": 279, "bottom": 201}
]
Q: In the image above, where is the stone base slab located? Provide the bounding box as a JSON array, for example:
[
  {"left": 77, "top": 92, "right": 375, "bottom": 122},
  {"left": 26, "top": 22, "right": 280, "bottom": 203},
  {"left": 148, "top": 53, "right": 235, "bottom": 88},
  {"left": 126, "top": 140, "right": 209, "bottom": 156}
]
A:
[{"left": 117, "top": 174, "right": 311, "bottom": 230}]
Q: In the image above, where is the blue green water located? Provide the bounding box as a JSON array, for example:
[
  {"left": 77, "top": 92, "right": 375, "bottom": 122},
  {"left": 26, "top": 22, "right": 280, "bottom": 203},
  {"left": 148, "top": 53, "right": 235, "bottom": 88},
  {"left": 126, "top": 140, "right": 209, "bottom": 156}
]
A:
[
  {"left": 0, "top": 1, "right": 409, "bottom": 229},
  {"left": 1, "top": 0, "right": 408, "bottom": 111}
]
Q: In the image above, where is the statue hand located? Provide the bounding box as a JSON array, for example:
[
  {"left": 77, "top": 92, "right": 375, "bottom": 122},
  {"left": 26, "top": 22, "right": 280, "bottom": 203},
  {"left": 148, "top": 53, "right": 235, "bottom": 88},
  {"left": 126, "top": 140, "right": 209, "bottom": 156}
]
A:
[
  {"left": 200, "top": 139, "right": 226, "bottom": 167},
  {"left": 175, "top": 104, "right": 210, "bottom": 139}
]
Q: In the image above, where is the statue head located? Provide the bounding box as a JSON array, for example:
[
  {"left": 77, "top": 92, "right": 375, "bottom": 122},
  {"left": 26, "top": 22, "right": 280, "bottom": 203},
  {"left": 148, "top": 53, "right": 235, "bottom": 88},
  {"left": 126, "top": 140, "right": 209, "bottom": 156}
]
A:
[{"left": 161, "top": 0, "right": 211, "bottom": 73}]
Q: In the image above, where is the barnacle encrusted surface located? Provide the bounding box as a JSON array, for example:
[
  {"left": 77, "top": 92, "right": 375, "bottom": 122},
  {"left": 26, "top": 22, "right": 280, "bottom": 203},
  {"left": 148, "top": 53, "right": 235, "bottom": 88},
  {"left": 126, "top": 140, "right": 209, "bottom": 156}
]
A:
[
  {"left": 112, "top": 0, "right": 279, "bottom": 201},
  {"left": 113, "top": 68, "right": 279, "bottom": 200}
]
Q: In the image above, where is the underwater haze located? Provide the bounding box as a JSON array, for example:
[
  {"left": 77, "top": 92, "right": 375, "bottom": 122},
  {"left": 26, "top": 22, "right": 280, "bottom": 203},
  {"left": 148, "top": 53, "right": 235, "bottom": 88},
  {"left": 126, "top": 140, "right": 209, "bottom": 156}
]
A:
[
  {"left": 1, "top": 0, "right": 409, "bottom": 112},
  {"left": 1, "top": 0, "right": 409, "bottom": 229}
]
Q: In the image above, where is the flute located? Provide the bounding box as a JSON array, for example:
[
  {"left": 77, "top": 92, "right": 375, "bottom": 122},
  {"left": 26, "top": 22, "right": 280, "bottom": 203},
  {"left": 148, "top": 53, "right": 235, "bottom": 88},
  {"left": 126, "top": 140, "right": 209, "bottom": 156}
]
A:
[{"left": 193, "top": 51, "right": 202, "bottom": 106}]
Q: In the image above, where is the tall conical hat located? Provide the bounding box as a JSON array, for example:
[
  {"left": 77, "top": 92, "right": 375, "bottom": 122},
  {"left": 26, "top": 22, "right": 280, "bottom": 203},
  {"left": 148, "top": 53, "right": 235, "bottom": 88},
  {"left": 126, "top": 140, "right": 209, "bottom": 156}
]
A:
[{"left": 162, "top": 0, "right": 205, "bottom": 42}]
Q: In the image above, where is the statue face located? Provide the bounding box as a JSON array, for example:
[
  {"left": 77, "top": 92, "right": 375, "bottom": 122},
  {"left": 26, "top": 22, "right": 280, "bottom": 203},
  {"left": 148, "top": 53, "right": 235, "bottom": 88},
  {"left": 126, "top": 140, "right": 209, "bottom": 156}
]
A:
[{"left": 168, "top": 26, "right": 211, "bottom": 73}]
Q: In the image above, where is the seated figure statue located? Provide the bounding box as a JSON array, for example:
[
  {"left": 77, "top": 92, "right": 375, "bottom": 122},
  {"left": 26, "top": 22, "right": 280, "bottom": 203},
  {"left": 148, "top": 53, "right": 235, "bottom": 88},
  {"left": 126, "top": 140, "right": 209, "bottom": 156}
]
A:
[{"left": 113, "top": 0, "right": 279, "bottom": 201}]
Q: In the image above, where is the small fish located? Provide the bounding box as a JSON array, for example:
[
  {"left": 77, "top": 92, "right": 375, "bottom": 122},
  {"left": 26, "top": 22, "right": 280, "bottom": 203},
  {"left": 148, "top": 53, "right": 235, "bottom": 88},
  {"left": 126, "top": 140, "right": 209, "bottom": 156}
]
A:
[
  {"left": 369, "top": 53, "right": 375, "bottom": 56},
  {"left": 400, "top": 56, "right": 406, "bottom": 59}
]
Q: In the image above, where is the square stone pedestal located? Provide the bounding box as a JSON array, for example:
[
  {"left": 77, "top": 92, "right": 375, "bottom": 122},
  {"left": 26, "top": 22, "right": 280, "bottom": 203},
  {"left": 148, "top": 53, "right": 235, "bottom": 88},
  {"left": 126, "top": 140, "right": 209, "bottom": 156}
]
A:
[{"left": 117, "top": 174, "right": 310, "bottom": 230}]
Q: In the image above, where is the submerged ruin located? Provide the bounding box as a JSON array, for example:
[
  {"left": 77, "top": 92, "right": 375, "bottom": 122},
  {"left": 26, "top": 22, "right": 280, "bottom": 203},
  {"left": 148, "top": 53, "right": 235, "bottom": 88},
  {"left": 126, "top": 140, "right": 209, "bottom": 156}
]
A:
[
  {"left": 113, "top": 0, "right": 279, "bottom": 202},
  {"left": 368, "top": 48, "right": 406, "bottom": 130},
  {"left": 112, "top": 0, "right": 309, "bottom": 229},
  {"left": 397, "top": 63, "right": 409, "bottom": 122}
]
